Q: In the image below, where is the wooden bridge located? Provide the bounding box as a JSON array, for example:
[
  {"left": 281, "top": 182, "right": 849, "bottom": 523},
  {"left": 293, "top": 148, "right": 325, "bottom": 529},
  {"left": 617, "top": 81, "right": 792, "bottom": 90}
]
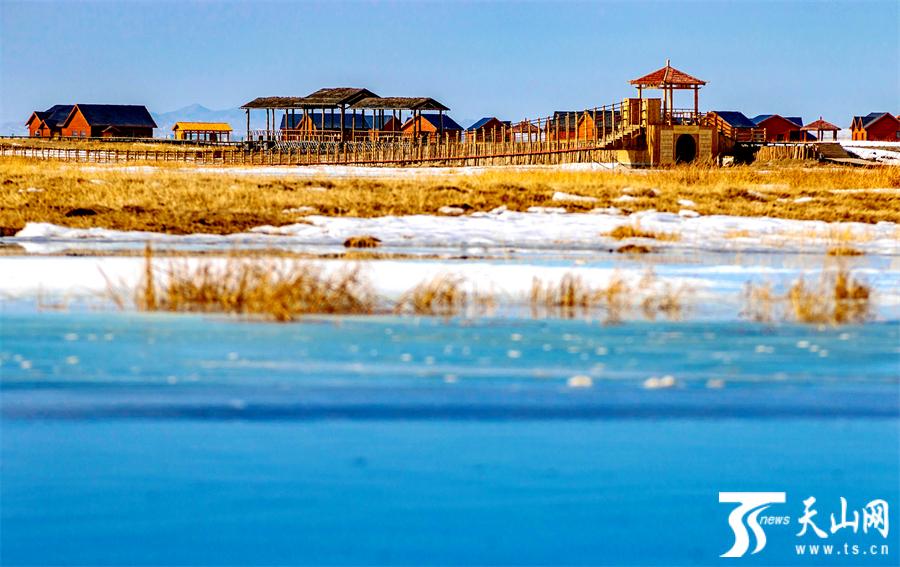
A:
[{"left": 234, "top": 61, "right": 739, "bottom": 167}]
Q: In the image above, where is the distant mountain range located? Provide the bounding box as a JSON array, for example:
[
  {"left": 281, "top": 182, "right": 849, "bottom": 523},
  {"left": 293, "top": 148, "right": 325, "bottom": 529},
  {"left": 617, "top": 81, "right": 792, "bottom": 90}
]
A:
[
  {"left": 150, "top": 104, "right": 264, "bottom": 139},
  {"left": 0, "top": 120, "right": 27, "bottom": 137}
]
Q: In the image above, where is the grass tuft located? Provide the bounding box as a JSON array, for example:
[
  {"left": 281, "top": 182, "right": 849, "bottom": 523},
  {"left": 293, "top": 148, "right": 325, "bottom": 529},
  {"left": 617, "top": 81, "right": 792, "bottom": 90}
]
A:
[
  {"left": 616, "top": 244, "right": 653, "bottom": 254},
  {"left": 343, "top": 235, "right": 382, "bottom": 248},
  {"left": 394, "top": 274, "right": 496, "bottom": 317},
  {"left": 826, "top": 245, "right": 864, "bottom": 257},
  {"left": 743, "top": 269, "right": 871, "bottom": 325},
  {"left": 606, "top": 222, "right": 679, "bottom": 241},
  {"left": 530, "top": 271, "right": 688, "bottom": 323},
  {"left": 133, "top": 247, "right": 375, "bottom": 321}
]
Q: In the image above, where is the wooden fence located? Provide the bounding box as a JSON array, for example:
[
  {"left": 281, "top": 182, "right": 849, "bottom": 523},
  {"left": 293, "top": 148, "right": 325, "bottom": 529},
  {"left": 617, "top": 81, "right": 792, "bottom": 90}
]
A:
[
  {"left": 0, "top": 141, "right": 618, "bottom": 167},
  {"left": 756, "top": 144, "right": 819, "bottom": 161}
]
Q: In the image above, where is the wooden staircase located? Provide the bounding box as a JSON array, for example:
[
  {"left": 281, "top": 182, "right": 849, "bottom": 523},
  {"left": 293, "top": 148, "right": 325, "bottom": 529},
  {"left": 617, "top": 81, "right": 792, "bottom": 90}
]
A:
[
  {"left": 595, "top": 123, "right": 643, "bottom": 150},
  {"left": 815, "top": 142, "right": 851, "bottom": 159}
]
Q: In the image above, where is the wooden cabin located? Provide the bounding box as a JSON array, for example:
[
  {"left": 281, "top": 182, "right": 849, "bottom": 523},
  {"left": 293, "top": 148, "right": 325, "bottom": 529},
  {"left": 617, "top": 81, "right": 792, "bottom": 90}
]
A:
[
  {"left": 351, "top": 96, "right": 450, "bottom": 141},
  {"left": 706, "top": 111, "right": 759, "bottom": 142},
  {"left": 26, "top": 114, "right": 51, "bottom": 138},
  {"left": 465, "top": 117, "right": 509, "bottom": 142},
  {"left": 60, "top": 104, "right": 156, "bottom": 138},
  {"left": 379, "top": 116, "right": 402, "bottom": 134},
  {"left": 172, "top": 122, "right": 232, "bottom": 142},
  {"left": 281, "top": 112, "right": 394, "bottom": 140},
  {"left": 850, "top": 112, "right": 900, "bottom": 141},
  {"left": 576, "top": 109, "right": 619, "bottom": 141},
  {"left": 751, "top": 114, "right": 806, "bottom": 142},
  {"left": 26, "top": 105, "right": 74, "bottom": 138},
  {"left": 547, "top": 111, "right": 580, "bottom": 141},
  {"left": 401, "top": 114, "right": 463, "bottom": 142}
]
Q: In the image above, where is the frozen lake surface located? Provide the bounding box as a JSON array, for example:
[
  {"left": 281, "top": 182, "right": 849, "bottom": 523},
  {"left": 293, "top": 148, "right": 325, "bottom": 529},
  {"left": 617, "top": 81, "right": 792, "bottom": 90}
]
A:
[{"left": 2, "top": 311, "right": 898, "bottom": 565}]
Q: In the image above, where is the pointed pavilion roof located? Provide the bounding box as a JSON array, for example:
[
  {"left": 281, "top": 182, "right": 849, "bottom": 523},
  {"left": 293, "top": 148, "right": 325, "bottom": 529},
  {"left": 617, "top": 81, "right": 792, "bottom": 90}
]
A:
[
  {"left": 630, "top": 60, "right": 706, "bottom": 88},
  {"left": 801, "top": 117, "right": 840, "bottom": 132}
]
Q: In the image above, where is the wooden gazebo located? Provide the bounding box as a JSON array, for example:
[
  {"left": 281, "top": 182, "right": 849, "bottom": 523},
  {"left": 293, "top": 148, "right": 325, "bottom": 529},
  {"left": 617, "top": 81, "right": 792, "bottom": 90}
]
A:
[
  {"left": 630, "top": 60, "right": 706, "bottom": 125},
  {"left": 802, "top": 117, "right": 840, "bottom": 141},
  {"left": 349, "top": 97, "right": 449, "bottom": 139},
  {"left": 172, "top": 122, "right": 232, "bottom": 142},
  {"left": 241, "top": 88, "right": 377, "bottom": 141},
  {"left": 241, "top": 89, "right": 451, "bottom": 141}
]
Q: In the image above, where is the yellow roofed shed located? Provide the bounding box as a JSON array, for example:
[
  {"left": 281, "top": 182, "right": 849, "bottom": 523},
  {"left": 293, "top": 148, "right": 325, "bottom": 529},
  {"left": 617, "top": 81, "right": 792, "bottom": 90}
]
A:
[{"left": 172, "top": 122, "right": 233, "bottom": 142}]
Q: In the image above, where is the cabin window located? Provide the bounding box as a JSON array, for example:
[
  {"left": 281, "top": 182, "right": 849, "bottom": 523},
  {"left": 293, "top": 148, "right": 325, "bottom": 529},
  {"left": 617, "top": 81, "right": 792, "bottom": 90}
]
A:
[{"left": 896, "top": 131, "right": 900, "bottom": 139}]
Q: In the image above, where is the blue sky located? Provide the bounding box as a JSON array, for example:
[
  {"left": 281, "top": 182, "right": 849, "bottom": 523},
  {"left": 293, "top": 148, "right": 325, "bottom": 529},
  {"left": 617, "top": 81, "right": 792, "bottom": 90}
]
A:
[{"left": 1, "top": 0, "right": 897, "bottom": 127}]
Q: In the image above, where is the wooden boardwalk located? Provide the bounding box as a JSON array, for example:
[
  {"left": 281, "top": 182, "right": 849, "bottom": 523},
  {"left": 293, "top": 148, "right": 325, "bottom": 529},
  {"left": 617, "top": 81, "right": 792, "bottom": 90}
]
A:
[{"left": 0, "top": 141, "right": 620, "bottom": 167}]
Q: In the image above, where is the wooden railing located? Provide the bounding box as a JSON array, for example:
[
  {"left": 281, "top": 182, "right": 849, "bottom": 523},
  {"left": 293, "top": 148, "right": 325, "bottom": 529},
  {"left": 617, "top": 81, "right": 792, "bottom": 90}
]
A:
[
  {"left": 703, "top": 114, "right": 766, "bottom": 143},
  {"left": 250, "top": 100, "right": 640, "bottom": 149},
  {"left": 667, "top": 109, "right": 701, "bottom": 125},
  {"left": 0, "top": 140, "right": 618, "bottom": 168}
]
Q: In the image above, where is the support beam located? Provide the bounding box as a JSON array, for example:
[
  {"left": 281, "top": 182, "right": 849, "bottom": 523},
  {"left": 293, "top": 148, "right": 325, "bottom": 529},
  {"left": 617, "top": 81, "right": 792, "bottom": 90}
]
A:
[{"left": 693, "top": 86, "right": 699, "bottom": 121}]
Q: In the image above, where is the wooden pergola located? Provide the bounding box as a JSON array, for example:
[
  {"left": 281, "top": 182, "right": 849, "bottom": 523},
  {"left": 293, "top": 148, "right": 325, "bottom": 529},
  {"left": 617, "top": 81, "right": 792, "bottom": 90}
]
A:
[
  {"left": 802, "top": 117, "right": 840, "bottom": 141},
  {"left": 240, "top": 89, "right": 451, "bottom": 141},
  {"left": 630, "top": 60, "right": 706, "bottom": 125},
  {"left": 241, "top": 88, "right": 377, "bottom": 141},
  {"left": 349, "top": 97, "right": 449, "bottom": 139}
]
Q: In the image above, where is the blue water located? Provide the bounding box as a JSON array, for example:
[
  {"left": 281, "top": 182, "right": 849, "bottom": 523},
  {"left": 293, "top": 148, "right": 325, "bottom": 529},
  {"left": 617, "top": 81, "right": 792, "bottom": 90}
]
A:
[{"left": 1, "top": 312, "right": 898, "bottom": 566}]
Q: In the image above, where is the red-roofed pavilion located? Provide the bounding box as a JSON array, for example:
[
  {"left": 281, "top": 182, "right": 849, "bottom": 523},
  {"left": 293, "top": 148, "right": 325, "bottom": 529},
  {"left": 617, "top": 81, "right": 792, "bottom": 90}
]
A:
[
  {"left": 801, "top": 117, "right": 840, "bottom": 141},
  {"left": 630, "top": 60, "right": 706, "bottom": 125}
]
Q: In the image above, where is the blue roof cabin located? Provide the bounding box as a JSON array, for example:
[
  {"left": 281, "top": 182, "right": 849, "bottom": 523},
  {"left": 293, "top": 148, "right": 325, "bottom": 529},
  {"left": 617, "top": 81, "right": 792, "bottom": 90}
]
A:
[
  {"left": 465, "top": 117, "right": 510, "bottom": 142},
  {"left": 26, "top": 104, "right": 75, "bottom": 138},
  {"left": 401, "top": 113, "right": 463, "bottom": 142},
  {"left": 281, "top": 111, "right": 399, "bottom": 141}
]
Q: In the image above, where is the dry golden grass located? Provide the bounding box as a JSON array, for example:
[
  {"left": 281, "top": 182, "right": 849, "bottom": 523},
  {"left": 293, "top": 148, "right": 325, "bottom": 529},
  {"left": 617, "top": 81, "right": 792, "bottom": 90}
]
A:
[
  {"left": 3, "top": 138, "right": 211, "bottom": 151},
  {"left": 103, "top": 251, "right": 703, "bottom": 323},
  {"left": 394, "top": 274, "right": 496, "bottom": 317},
  {"left": 743, "top": 269, "right": 871, "bottom": 325},
  {"left": 616, "top": 243, "right": 653, "bottom": 254},
  {"left": 529, "top": 270, "right": 688, "bottom": 323},
  {"left": 2, "top": 157, "right": 897, "bottom": 236},
  {"left": 110, "top": 246, "right": 376, "bottom": 321},
  {"left": 606, "top": 222, "right": 680, "bottom": 241},
  {"left": 826, "top": 245, "right": 864, "bottom": 256},
  {"left": 343, "top": 235, "right": 381, "bottom": 248}
]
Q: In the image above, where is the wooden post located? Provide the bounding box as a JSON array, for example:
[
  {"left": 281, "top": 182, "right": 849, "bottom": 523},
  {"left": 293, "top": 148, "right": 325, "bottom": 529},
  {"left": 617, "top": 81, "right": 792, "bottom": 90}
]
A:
[{"left": 693, "top": 86, "right": 699, "bottom": 122}]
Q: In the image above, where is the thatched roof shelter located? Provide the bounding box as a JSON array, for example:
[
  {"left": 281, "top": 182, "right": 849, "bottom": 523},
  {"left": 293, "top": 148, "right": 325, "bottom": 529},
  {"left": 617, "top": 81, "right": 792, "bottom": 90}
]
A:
[
  {"left": 241, "top": 88, "right": 377, "bottom": 110},
  {"left": 630, "top": 60, "right": 706, "bottom": 125},
  {"left": 350, "top": 97, "right": 449, "bottom": 112}
]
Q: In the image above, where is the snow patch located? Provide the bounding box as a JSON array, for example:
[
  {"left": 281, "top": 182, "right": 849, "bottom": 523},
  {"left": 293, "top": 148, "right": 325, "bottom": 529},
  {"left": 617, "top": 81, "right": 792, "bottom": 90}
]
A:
[{"left": 552, "top": 191, "right": 599, "bottom": 203}]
